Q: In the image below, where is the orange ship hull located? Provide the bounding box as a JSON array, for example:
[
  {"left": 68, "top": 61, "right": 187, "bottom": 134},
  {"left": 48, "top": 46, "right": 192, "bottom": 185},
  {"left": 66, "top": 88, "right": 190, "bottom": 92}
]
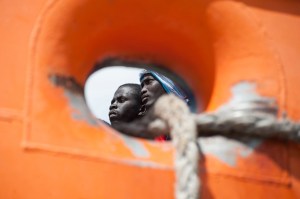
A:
[{"left": 1, "top": 0, "right": 300, "bottom": 198}]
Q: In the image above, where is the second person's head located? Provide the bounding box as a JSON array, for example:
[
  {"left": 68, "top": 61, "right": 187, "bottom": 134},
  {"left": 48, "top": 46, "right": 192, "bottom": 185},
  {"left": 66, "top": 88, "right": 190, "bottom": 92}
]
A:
[{"left": 139, "top": 70, "right": 189, "bottom": 115}]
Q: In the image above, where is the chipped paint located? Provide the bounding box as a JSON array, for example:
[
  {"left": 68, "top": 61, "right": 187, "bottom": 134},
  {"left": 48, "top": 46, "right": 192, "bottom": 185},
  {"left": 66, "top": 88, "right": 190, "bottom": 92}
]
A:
[
  {"left": 49, "top": 74, "right": 150, "bottom": 158},
  {"left": 49, "top": 74, "right": 99, "bottom": 126},
  {"left": 48, "top": 78, "right": 267, "bottom": 163},
  {"left": 199, "top": 82, "right": 277, "bottom": 166},
  {"left": 218, "top": 81, "right": 278, "bottom": 116},
  {"left": 199, "top": 136, "right": 262, "bottom": 167},
  {"left": 120, "top": 134, "right": 150, "bottom": 158}
]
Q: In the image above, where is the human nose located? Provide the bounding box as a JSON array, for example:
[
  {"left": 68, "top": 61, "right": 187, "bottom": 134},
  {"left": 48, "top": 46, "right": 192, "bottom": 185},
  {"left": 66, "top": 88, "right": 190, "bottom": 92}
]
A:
[
  {"left": 109, "top": 102, "right": 117, "bottom": 110},
  {"left": 141, "top": 86, "right": 147, "bottom": 95}
]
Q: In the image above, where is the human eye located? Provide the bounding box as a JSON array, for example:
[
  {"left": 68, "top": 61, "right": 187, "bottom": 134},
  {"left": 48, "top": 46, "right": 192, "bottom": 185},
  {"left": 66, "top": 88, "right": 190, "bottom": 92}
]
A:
[
  {"left": 118, "top": 97, "right": 127, "bottom": 103},
  {"left": 145, "top": 79, "right": 153, "bottom": 85}
]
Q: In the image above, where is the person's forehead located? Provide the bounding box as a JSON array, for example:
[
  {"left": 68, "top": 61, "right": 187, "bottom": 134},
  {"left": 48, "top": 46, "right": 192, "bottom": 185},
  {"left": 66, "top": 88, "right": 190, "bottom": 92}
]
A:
[
  {"left": 141, "top": 74, "right": 155, "bottom": 81},
  {"left": 115, "top": 86, "right": 135, "bottom": 97}
]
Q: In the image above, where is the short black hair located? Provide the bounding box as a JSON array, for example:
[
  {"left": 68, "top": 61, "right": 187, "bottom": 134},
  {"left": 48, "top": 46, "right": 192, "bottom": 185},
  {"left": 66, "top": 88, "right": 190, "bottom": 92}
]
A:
[{"left": 118, "top": 83, "right": 141, "bottom": 100}]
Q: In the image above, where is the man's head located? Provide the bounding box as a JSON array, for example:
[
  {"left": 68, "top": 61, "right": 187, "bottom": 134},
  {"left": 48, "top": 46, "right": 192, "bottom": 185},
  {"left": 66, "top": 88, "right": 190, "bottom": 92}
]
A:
[
  {"left": 140, "top": 70, "right": 190, "bottom": 114},
  {"left": 109, "top": 84, "right": 141, "bottom": 125},
  {"left": 140, "top": 74, "right": 166, "bottom": 112}
]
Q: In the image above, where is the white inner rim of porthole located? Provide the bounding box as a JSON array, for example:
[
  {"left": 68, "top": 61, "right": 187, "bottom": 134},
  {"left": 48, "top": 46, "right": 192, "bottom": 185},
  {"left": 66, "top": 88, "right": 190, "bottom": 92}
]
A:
[{"left": 84, "top": 60, "right": 197, "bottom": 140}]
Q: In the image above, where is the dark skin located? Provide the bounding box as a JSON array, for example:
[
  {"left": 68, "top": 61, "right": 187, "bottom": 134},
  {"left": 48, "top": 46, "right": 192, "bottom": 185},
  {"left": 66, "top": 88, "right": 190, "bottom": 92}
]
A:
[
  {"left": 109, "top": 86, "right": 141, "bottom": 126},
  {"left": 112, "top": 75, "right": 167, "bottom": 139},
  {"left": 140, "top": 74, "right": 166, "bottom": 114},
  {"left": 112, "top": 104, "right": 169, "bottom": 139}
]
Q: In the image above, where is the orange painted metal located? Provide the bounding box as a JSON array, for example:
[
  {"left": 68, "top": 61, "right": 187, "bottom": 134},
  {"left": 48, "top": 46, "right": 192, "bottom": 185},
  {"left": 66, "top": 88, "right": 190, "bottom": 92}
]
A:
[{"left": 1, "top": 0, "right": 300, "bottom": 198}]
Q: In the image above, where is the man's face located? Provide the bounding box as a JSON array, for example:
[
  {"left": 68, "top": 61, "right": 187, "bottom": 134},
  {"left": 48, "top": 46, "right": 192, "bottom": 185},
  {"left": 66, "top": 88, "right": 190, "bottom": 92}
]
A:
[
  {"left": 140, "top": 74, "right": 165, "bottom": 111},
  {"left": 109, "top": 86, "right": 140, "bottom": 124}
]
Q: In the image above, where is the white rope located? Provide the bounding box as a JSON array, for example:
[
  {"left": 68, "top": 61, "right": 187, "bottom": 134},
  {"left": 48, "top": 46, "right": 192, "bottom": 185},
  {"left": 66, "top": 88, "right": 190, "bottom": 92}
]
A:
[
  {"left": 195, "top": 111, "right": 300, "bottom": 141},
  {"left": 149, "top": 94, "right": 300, "bottom": 199},
  {"left": 153, "top": 95, "right": 200, "bottom": 199},
  {"left": 150, "top": 98, "right": 300, "bottom": 142}
]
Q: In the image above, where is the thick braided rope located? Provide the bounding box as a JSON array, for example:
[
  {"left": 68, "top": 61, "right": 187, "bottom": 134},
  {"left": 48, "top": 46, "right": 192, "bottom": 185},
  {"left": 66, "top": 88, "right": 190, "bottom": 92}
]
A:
[
  {"left": 149, "top": 95, "right": 300, "bottom": 199},
  {"left": 153, "top": 94, "right": 200, "bottom": 199},
  {"left": 150, "top": 103, "right": 300, "bottom": 142},
  {"left": 195, "top": 112, "right": 300, "bottom": 141}
]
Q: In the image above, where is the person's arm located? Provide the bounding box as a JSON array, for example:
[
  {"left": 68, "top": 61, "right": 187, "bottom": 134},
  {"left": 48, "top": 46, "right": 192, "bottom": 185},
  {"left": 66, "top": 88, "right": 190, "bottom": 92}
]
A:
[{"left": 112, "top": 108, "right": 169, "bottom": 139}]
